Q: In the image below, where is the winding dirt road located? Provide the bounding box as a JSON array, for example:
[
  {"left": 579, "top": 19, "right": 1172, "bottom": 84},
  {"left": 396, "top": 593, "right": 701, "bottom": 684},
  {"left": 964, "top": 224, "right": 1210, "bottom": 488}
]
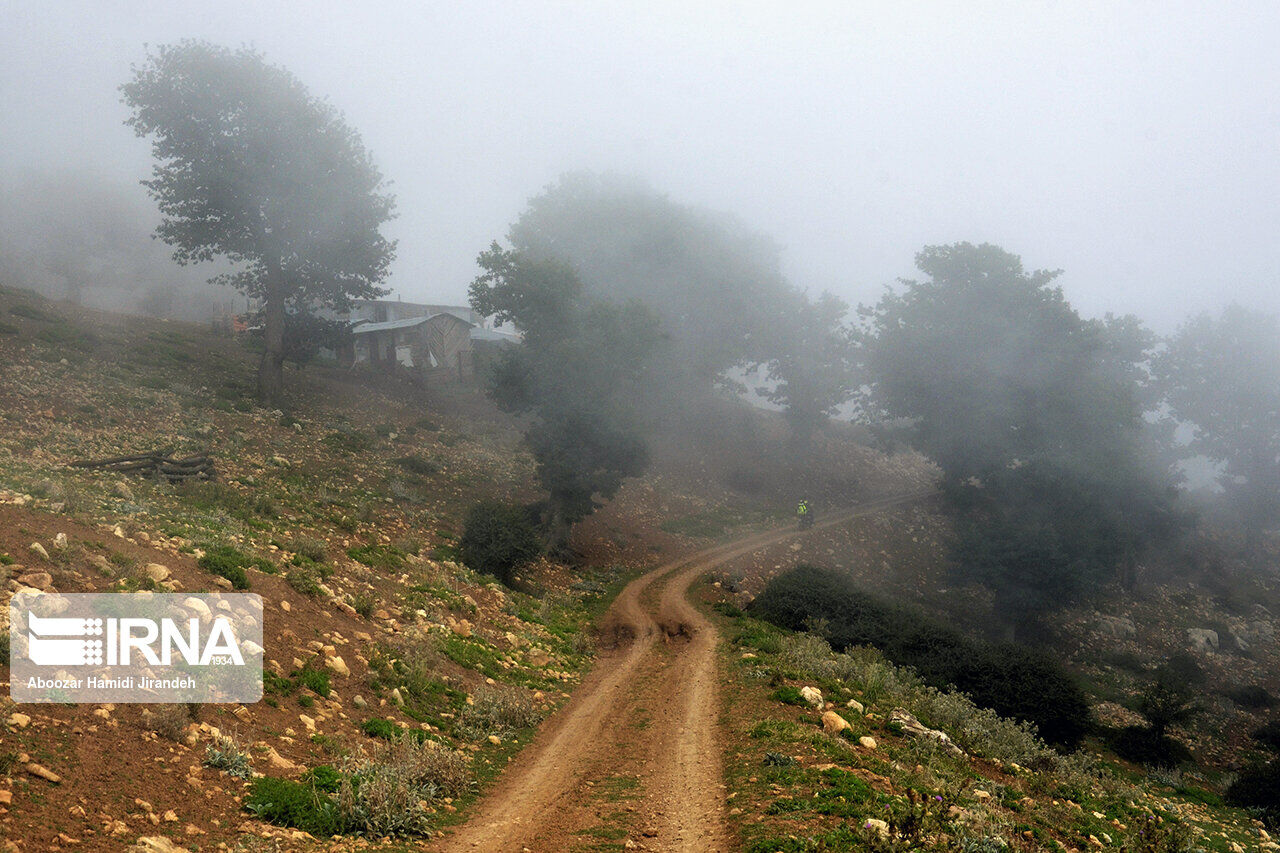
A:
[{"left": 433, "top": 494, "right": 926, "bottom": 853}]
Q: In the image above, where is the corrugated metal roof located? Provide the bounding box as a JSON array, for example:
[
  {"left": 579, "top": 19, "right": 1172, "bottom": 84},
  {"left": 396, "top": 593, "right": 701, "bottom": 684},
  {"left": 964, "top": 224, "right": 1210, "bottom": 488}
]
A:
[{"left": 351, "top": 312, "right": 475, "bottom": 334}]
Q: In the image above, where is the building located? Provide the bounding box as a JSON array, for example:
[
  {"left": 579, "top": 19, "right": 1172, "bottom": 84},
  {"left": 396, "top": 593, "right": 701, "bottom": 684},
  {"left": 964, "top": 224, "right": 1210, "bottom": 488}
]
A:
[{"left": 345, "top": 312, "right": 476, "bottom": 379}]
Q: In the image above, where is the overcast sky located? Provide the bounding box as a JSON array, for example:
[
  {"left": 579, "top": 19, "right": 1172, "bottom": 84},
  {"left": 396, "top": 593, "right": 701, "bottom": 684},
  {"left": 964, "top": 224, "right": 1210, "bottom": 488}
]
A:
[{"left": 4, "top": 1, "right": 1279, "bottom": 331}]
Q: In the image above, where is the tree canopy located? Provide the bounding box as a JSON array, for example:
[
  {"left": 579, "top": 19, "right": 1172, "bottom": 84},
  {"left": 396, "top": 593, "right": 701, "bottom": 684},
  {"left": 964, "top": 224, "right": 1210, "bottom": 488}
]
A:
[
  {"left": 507, "top": 173, "right": 791, "bottom": 398},
  {"left": 470, "top": 243, "right": 662, "bottom": 551},
  {"left": 120, "top": 40, "right": 396, "bottom": 402},
  {"left": 1154, "top": 305, "right": 1280, "bottom": 545},
  {"left": 505, "top": 172, "right": 855, "bottom": 440},
  {"left": 858, "top": 243, "right": 1176, "bottom": 631}
]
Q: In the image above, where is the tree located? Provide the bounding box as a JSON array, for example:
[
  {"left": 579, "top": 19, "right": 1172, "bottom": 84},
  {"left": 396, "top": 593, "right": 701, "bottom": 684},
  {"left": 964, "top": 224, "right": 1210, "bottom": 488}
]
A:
[
  {"left": 470, "top": 244, "right": 662, "bottom": 552},
  {"left": 121, "top": 41, "right": 396, "bottom": 403},
  {"left": 757, "top": 290, "right": 857, "bottom": 448},
  {"left": 506, "top": 173, "right": 795, "bottom": 409},
  {"left": 1154, "top": 305, "right": 1280, "bottom": 548},
  {"left": 858, "top": 243, "right": 1175, "bottom": 632}
]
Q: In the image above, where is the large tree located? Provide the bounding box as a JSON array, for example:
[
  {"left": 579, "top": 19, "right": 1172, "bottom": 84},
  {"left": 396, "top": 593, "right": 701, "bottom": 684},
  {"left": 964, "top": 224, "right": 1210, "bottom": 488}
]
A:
[
  {"left": 470, "top": 244, "right": 661, "bottom": 551},
  {"left": 506, "top": 172, "right": 794, "bottom": 406},
  {"left": 121, "top": 41, "right": 396, "bottom": 403},
  {"left": 1154, "top": 305, "right": 1280, "bottom": 547},
  {"left": 757, "top": 290, "right": 858, "bottom": 448},
  {"left": 858, "top": 243, "right": 1175, "bottom": 632}
]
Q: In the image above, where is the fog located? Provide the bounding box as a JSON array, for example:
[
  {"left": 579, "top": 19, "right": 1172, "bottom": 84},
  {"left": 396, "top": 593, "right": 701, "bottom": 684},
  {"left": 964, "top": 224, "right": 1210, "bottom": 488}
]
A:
[{"left": 4, "top": 1, "right": 1280, "bottom": 329}]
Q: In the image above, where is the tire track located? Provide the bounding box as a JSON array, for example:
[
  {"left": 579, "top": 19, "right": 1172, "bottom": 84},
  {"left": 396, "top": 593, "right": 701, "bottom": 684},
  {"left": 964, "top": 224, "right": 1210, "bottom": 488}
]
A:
[{"left": 432, "top": 492, "right": 929, "bottom": 852}]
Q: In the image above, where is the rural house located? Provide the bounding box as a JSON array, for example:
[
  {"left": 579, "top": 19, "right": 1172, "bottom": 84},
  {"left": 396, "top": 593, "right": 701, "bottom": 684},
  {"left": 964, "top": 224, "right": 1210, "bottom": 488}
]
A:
[{"left": 345, "top": 311, "right": 476, "bottom": 379}]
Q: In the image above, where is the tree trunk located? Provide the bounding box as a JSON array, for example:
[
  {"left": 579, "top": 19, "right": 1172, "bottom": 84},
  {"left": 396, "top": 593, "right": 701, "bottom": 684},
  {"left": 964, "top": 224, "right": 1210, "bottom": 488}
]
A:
[
  {"left": 543, "top": 503, "right": 574, "bottom": 558},
  {"left": 258, "top": 265, "right": 286, "bottom": 405}
]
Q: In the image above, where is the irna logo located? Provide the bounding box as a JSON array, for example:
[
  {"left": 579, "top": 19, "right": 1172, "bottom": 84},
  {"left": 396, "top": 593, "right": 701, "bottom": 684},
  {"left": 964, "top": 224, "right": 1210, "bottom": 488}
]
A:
[
  {"left": 10, "top": 592, "right": 263, "bottom": 704},
  {"left": 26, "top": 612, "right": 245, "bottom": 667}
]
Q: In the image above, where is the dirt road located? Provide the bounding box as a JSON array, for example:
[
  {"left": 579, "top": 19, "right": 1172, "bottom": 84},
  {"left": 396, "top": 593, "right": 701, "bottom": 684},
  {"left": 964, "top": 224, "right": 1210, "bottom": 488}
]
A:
[{"left": 433, "top": 494, "right": 927, "bottom": 853}]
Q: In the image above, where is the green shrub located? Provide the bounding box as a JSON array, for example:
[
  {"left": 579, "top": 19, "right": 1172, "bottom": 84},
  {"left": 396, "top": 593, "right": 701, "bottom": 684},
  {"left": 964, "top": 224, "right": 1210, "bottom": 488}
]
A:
[
  {"left": 297, "top": 666, "right": 331, "bottom": 696},
  {"left": 9, "top": 303, "right": 55, "bottom": 321},
  {"left": 336, "top": 736, "right": 472, "bottom": 836},
  {"left": 749, "top": 564, "right": 1090, "bottom": 747},
  {"left": 458, "top": 500, "right": 542, "bottom": 586},
  {"left": 197, "top": 545, "right": 251, "bottom": 589},
  {"left": 351, "top": 592, "right": 375, "bottom": 618},
  {"left": 455, "top": 686, "right": 543, "bottom": 739},
  {"left": 287, "top": 536, "right": 328, "bottom": 563},
  {"left": 323, "top": 430, "right": 372, "bottom": 454},
  {"left": 286, "top": 568, "right": 323, "bottom": 597},
  {"left": 1254, "top": 720, "right": 1280, "bottom": 754},
  {"left": 362, "top": 717, "right": 400, "bottom": 740},
  {"left": 395, "top": 455, "right": 439, "bottom": 476},
  {"left": 245, "top": 776, "right": 345, "bottom": 836},
  {"left": 303, "top": 764, "right": 343, "bottom": 793},
  {"left": 0, "top": 322, "right": 18, "bottom": 335},
  {"left": 346, "top": 543, "right": 407, "bottom": 571},
  {"left": 1227, "top": 762, "right": 1280, "bottom": 827},
  {"left": 770, "top": 685, "right": 807, "bottom": 706},
  {"left": 1110, "top": 725, "right": 1192, "bottom": 767}
]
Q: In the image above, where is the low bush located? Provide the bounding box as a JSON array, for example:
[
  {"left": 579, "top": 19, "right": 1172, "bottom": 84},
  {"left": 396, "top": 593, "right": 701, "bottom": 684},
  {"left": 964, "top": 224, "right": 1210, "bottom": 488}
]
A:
[
  {"left": 458, "top": 500, "right": 542, "bottom": 586},
  {"left": 338, "top": 737, "right": 472, "bottom": 836},
  {"left": 286, "top": 568, "right": 323, "bottom": 597},
  {"left": 245, "top": 776, "right": 345, "bottom": 836},
  {"left": 1254, "top": 720, "right": 1280, "bottom": 754},
  {"left": 456, "top": 686, "right": 543, "bottom": 739},
  {"left": 9, "top": 303, "right": 56, "bottom": 321},
  {"left": 346, "top": 543, "right": 407, "bottom": 571},
  {"left": 361, "top": 717, "right": 400, "bottom": 740},
  {"left": 143, "top": 704, "right": 192, "bottom": 742},
  {"left": 1227, "top": 761, "right": 1280, "bottom": 828},
  {"left": 323, "top": 430, "right": 373, "bottom": 454},
  {"left": 246, "top": 735, "right": 472, "bottom": 838},
  {"left": 395, "top": 455, "right": 440, "bottom": 476},
  {"left": 197, "top": 545, "right": 253, "bottom": 589},
  {"left": 296, "top": 666, "right": 331, "bottom": 697},
  {"left": 204, "top": 734, "right": 253, "bottom": 778},
  {"left": 749, "top": 564, "right": 1090, "bottom": 747},
  {"left": 287, "top": 536, "right": 328, "bottom": 563},
  {"left": 1109, "top": 725, "right": 1192, "bottom": 768},
  {"left": 1225, "top": 684, "right": 1276, "bottom": 709},
  {"left": 770, "top": 685, "right": 808, "bottom": 706}
]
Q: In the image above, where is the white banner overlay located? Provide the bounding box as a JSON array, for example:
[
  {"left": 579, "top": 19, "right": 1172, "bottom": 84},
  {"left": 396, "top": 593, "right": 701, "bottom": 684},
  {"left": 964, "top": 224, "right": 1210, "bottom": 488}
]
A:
[{"left": 10, "top": 592, "right": 263, "bottom": 703}]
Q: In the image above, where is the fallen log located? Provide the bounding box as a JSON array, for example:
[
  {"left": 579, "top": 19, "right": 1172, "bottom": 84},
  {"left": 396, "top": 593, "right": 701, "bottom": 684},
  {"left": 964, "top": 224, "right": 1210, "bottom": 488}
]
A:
[{"left": 69, "top": 449, "right": 216, "bottom": 483}]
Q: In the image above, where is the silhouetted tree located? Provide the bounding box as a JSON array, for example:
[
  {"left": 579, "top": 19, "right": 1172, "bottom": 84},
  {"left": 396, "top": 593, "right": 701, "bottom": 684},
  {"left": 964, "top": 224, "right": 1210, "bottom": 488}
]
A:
[
  {"left": 858, "top": 243, "right": 1175, "bottom": 632},
  {"left": 470, "top": 244, "right": 661, "bottom": 552},
  {"left": 758, "top": 291, "right": 858, "bottom": 448},
  {"left": 121, "top": 40, "right": 396, "bottom": 403},
  {"left": 1154, "top": 305, "right": 1280, "bottom": 550},
  {"left": 506, "top": 173, "right": 794, "bottom": 409}
]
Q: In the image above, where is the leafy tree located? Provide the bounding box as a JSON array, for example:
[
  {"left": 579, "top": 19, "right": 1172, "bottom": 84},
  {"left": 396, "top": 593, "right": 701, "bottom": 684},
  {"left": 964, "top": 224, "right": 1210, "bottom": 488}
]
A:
[
  {"left": 121, "top": 41, "right": 396, "bottom": 403},
  {"left": 1154, "top": 305, "right": 1280, "bottom": 548},
  {"left": 470, "top": 244, "right": 661, "bottom": 551},
  {"left": 506, "top": 173, "right": 794, "bottom": 407},
  {"left": 1111, "top": 664, "right": 1199, "bottom": 767},
  {"left": 757, "top": 291, "right": 858, "bottom": 447},
  {"left": 858, "top": 243, "right": 1175, "bottom": 630}
]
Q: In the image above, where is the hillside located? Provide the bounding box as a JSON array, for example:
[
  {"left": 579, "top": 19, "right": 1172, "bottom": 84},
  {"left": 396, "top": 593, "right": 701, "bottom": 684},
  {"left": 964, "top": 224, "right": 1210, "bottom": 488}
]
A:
[{"left": 0, "top": 286, "right": 1276, "bottom": 853}]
